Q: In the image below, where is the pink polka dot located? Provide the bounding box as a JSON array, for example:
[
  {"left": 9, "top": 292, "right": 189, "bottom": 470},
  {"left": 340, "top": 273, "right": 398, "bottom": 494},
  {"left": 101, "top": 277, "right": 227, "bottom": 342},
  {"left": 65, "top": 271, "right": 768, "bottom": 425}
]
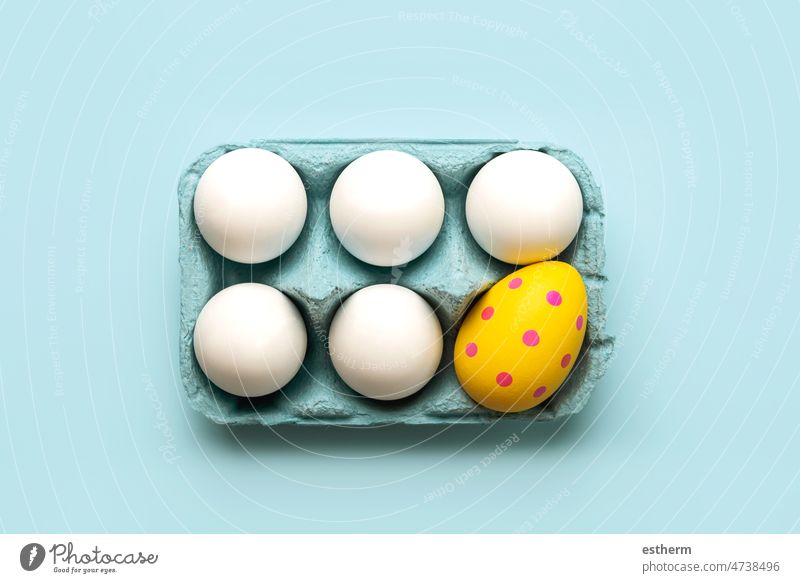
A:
[
  {"left": 522, "top": 329, "right": 540, "bottom": 346},
  {"left": 496, "top": 372, "right": 513, "bottom": 387},
  {"left": 508, "top": 277, "right": 522, "bottom": 289},
  {"left": 465, "top": 342, "right": 478, "bottom": 357},
  {"left": 481, "top": 306, "right": 494, "bottom": 320},
  {"left": 546, "top": 290, "right": 562, "bottom": 306},
  {"left": 576, "top": 315, "right": 584, "bottom": 331},
  {"left": 534, "top": 386, "right": 547, "bottom": 398},
  {"left": 561, "top": 353, "right": 572, "bottom": 368}
]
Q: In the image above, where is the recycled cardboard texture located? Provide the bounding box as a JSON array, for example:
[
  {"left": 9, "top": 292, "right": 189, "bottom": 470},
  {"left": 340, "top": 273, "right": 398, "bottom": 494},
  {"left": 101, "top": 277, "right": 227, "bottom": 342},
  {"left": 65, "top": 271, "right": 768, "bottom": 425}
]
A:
[{"left": 178, "top": 140, "right": 613, "bottom": 425}]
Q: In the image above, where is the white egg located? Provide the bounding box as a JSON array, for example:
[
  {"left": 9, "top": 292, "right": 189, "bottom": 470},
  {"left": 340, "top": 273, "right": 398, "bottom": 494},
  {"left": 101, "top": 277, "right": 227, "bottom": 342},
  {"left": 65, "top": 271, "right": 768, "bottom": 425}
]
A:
[
  {"left": 194, "top": 148, "right": 307, "bottom": 264},
  {"left": 328, "top": 284, "right": 443, "bottom": 400},
  {"left": 330, "top": 150, "right": 445, "bottom": 267},
  {"left": 466, "top": 150, "right": 583, "bottom": 265},
  {"left": 193, "top": 283, "right": 307, "bottom": 398}
]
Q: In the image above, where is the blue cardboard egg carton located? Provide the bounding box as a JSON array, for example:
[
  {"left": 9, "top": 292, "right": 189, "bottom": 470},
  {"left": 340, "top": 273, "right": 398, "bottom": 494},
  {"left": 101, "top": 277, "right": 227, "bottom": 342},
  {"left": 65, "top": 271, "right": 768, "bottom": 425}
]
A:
[{"left": 178, "top": 139, "right": 613, "bottom": 425}]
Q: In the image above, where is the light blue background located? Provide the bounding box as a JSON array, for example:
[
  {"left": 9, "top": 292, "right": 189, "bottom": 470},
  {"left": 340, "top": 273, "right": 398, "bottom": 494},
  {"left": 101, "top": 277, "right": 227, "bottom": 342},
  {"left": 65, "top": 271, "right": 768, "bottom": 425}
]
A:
[{"left": 1, "top": 0, "right": 798, "bottom": 533}]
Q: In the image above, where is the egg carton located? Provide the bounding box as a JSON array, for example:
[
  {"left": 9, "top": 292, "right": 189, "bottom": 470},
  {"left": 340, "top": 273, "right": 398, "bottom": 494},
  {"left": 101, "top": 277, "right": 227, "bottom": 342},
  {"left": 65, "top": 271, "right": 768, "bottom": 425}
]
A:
[{"left": 178, "top": 139, "right": 613, "bottom": 426}]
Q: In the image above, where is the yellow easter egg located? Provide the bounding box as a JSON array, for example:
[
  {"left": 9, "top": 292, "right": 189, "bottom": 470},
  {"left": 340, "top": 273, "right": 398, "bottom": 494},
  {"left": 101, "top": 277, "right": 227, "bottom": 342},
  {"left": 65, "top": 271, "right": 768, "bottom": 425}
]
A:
[{"left": 454, "top": 261, "right": 587, "bottom": 413}]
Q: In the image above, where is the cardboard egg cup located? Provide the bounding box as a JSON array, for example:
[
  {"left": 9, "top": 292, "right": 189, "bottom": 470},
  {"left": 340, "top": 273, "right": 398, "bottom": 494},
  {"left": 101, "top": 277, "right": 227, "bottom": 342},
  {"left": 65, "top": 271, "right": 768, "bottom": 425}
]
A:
[{"left": 178, "top": 140, "right": 613, "bottom": 426}]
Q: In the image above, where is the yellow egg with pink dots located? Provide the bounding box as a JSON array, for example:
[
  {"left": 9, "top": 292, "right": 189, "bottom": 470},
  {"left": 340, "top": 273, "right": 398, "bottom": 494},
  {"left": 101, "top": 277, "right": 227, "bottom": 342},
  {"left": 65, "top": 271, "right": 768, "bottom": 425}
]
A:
[{"left": 454, "top": 261, "right": 587, "bottom": 413}]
